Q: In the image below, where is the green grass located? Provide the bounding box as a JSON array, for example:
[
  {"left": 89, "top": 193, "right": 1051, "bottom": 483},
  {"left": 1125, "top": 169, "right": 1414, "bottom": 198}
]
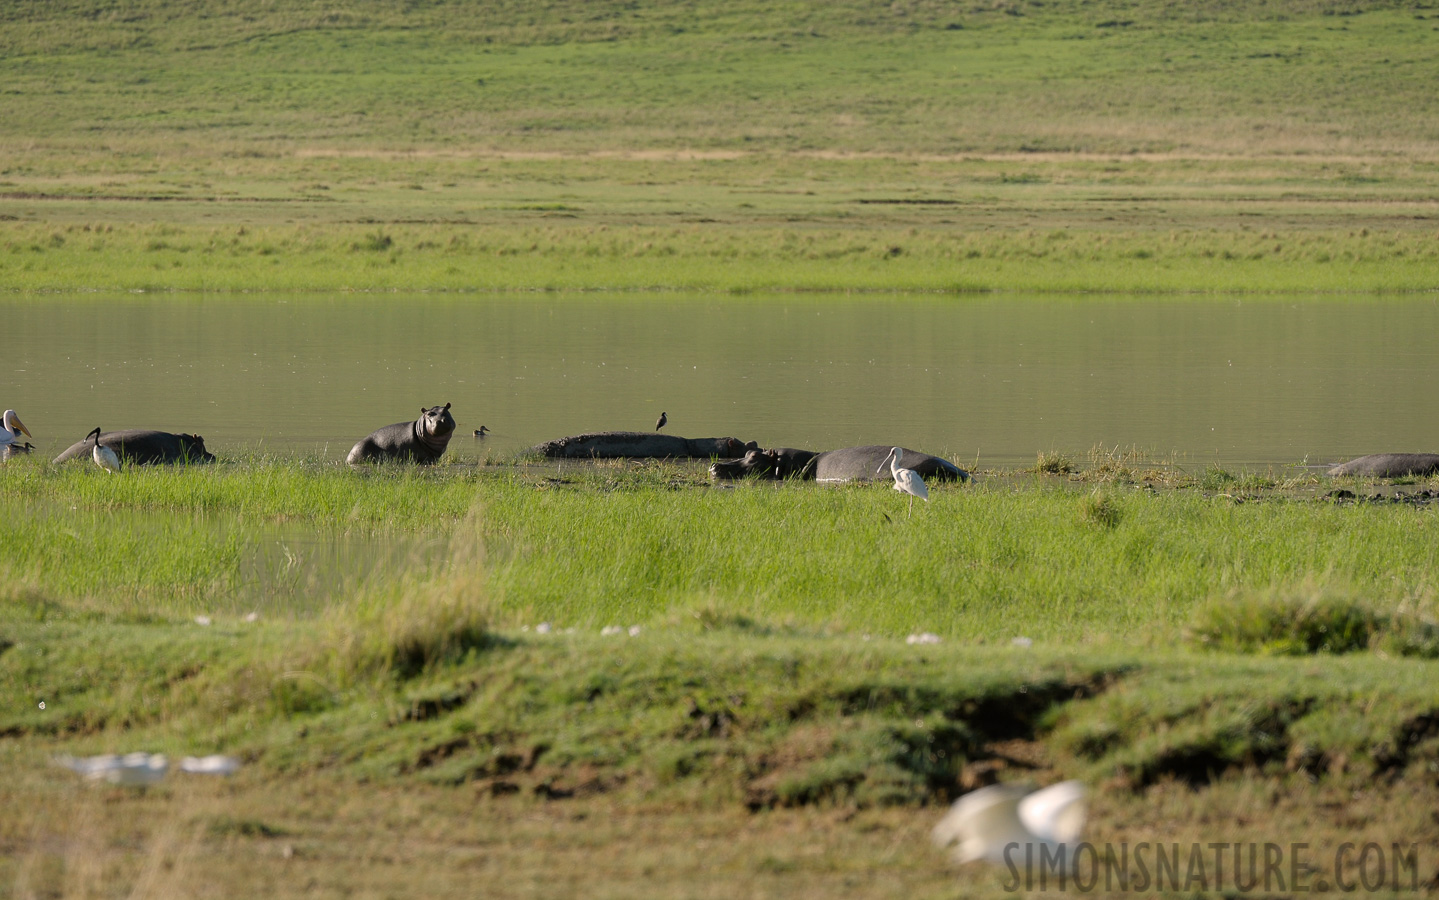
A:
[
  {"left": 5, "top": 462, "right": 1439, "bottom": 896},
  {"left": 3, "top": 0, "right": 1436, "bottom": 157},
  {"left": 5, "top": 614, "right": 1439, "bottom": 896},
  {"left": 4, "top": 0, "right": 1439, "bottom": 293},
  {"left": 6, "top": 220, "right": 1439, "bottom": 293},
  {"left": 5, "top": 461, "right": 1438, "bottom": 639}
]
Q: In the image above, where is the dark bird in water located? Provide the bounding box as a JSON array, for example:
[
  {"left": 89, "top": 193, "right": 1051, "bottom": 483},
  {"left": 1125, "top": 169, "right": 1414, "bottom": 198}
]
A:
[
  {"left": 2, "top": 441, "right": 34, "bottom": 461},
  {"left": 473, "top": 426, "right": 489, "bottom": 437},
  {"left": 655, "top": 411, "right": 667, "bottom": 432}
]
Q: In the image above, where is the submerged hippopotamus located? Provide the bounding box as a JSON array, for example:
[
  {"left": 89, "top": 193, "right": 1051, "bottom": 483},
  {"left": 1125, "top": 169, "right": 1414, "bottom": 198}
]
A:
[
  {"left": 531, "top": 431, "right": 756, "bottom": 460},
  {"left": 52, "top": 430, "right": 216, "bottom": 465},
  {"left": 710, "top": 447, "right": 822, "bottom": 479},
  {"left": 1328, "top": 453, "right": 1439, "bottom": 478},
  {"left": 711, "top": 445, "right": 969, "bottom": 483},
  {"left": 348, "top": 403, "right": 456, "bottom": 465}
]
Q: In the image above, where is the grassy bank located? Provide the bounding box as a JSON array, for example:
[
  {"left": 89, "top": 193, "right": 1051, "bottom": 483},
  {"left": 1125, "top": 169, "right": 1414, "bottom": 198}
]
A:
[
  {"left": 6, "top": 220, "right": 1439, "bottom": 294},
  {"left": 4, "top": 459, "right": 1438, "bottom": 638},
  {"left": 5, "top": 614, "right": 1439, "bottom": 896}
]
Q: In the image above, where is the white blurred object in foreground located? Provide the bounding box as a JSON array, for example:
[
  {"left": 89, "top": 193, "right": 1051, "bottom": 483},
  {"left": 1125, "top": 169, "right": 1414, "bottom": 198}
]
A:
[
  {"left": 179, "top": 755, "right": 243, "bottom": 775},
  {"left": 56, "top": 752, "right": 242, "bottom": 783},
  {"left": 56, "top": 752, "right": 169, "bottom": 786},
  {"left": 932, "top": 780, "right": 1087, "bottom": 866}
]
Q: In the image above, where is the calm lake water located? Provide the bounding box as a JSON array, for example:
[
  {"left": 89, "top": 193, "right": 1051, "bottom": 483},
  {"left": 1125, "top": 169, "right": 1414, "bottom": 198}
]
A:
[{"left": 4, "top": 292, "right": 1437, "bottom": 471}]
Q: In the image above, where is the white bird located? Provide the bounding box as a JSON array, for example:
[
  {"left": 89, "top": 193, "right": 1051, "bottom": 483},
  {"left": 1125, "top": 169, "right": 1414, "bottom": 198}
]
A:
[
  {"left": 86, "top": 427, "right": 122, "bottom": 473},
  {"left": 1, "top": 409, "right": 32, "bottom": 450},
  {"left": 56, "top": 752, "right": 169, "bottom": 786},
  {"left": 932, "top": 780, "right": 1087, "bottom": 869},
  {"left": 877, "top": 446, "right": 929, "bottom": 516}
]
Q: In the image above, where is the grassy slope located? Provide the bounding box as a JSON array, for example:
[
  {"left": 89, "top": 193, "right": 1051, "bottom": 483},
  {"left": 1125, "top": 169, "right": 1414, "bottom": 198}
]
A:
[
  {"left": 3, "top": 0, "right": 1439, "bottom": 292},
  {"left": 5, "top": 612, "right": 1439, "bottom": 896}
]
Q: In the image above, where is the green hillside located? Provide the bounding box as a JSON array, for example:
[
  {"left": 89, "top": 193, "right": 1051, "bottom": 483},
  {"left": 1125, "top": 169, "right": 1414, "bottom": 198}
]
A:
[
  {"left": 4, "top": 0, "right": 1436, "bottom": 155},
  {"left": 4, "top": 0, "right": 1438, "bottom": 292}
]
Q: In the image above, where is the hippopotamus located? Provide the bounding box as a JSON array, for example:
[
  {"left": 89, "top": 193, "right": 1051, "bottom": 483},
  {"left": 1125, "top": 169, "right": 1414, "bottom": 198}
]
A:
[
  {"left": 348, "top": 403, "right": 456, "bottom": 465},
  {"left": 1328, "top": 453, "right": 1439, "bottom": 478},
  {"left": 531, "top": 431, "right": 757, "bottom": 460},
  {"left": 52, "top": 430, "right": 216, "bottom": 465},
  {"left": 709, "top": 447, "right": 822, "bottom": 479},
  {"left": 711, "top": 445, "right": 969, "bottom": 483}
]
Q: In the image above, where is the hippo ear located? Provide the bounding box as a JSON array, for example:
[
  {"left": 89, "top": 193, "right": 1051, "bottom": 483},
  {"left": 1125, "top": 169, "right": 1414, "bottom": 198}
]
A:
[{"left": 443, "top": 402, "right": 451, "bottom": 410}]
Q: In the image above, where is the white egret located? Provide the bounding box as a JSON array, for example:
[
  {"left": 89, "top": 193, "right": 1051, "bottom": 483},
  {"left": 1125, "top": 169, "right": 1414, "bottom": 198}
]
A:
[
  {"left": 877, "top": 446, "right": 929, "bottom": 516},
  {"left": 1, "top": 410, "right": 32, "bottom": 450},
  {"left": 86, "top": 427, "right": 122, "bottom": 474},
  {"left": 932, "top": 780, "right": 1087, "bottom": 868}
]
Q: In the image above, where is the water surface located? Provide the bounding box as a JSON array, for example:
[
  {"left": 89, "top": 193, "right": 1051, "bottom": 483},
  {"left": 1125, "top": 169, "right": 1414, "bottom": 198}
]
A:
[{"left": 5, "top": 292, "right": 1437, "bottom": 471}]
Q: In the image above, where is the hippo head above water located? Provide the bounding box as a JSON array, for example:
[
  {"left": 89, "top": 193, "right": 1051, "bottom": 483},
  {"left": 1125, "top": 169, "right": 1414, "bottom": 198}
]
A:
[
  {"left": 418, "top": 402, "right": 456, "bottom": 445},
  {"left": 178, "top": 433, "right": 217, "bottom": 463},
  {"left": 710, "top": 447, "right": 820, "bottom": 480}
]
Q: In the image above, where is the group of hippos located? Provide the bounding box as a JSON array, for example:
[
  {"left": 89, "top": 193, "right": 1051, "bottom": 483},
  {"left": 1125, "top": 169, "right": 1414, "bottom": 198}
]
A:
[{"left": 4, "top": 405, "right": 1439, "bottom": 482}]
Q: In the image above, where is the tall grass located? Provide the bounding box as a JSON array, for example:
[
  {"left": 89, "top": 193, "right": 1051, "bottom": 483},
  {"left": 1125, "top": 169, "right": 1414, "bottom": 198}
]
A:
[{"left": 6, "top": 463, "right": 1437, "bottom": 641}]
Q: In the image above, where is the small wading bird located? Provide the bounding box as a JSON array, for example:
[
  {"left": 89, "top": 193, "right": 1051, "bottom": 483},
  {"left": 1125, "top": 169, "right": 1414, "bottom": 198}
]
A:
[
  {"left": 473, "top": 425, "right": 489, "bottom": 438},
  {"left": 1, "top": 409, "right": 32, "bottom": 450},
  {"left": 877, "top": 446, "right": 928, "bottom": 516},
  {"left": 655, "top": 411, "right": 667, "bottom": 432},
  {"left": 931, "top": 780, "right": 1087, "bottom": 869},
  {"left": 87, "top": 427, "right": 122, "bottom": 474}
]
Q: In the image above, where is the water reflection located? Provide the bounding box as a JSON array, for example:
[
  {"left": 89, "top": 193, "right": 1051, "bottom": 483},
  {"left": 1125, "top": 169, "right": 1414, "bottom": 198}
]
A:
[{"left": 4, "top": 292, "right": 1436, "bottom": 469}]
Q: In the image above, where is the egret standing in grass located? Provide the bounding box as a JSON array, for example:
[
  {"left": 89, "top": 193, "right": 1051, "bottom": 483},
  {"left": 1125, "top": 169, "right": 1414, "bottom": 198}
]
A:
[
  {"left": 655, "top": 411, "right": 667, "bottom": 432},
  {"left": 877, "top": 446, "right": 928, "bottom": 516},
  {"left": 1, "top": 410, "right": 32, "bottom": 451},
  {"left": 86, "top": 427, "right": 122, "bottom": 474}
]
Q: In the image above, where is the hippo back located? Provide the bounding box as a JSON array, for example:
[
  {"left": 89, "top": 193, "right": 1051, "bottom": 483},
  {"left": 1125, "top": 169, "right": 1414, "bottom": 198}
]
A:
[
  {"left": 532, "top": 431, "right": 755, "bottom": 460},
  {"left": 52, "top": 430, "right": 216, "bottom": 465},
  {"left": 814, "top": 445, "right": 969, "bottom": 483},
  {"left": 1328, "top": 453, "right": 1439, "bottom": 478}
]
